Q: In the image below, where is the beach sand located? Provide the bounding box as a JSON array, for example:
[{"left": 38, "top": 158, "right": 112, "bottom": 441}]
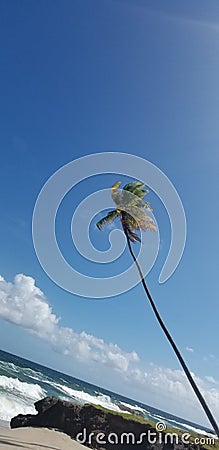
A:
[{"left": 0, "top": 427, "right": 87, "bottom": 450}]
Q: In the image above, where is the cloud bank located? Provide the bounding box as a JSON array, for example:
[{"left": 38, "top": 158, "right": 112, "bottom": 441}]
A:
[
  {"left": 0, "top": 273, "right": 218, "bottom": 426},
  {"left": 0, "top": 274, "right": 138, "bottom": 372}
]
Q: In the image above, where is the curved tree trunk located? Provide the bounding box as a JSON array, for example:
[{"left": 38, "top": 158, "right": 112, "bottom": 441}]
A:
[{"left": 125, "top": 233, "right": 219, "bottom": 438}]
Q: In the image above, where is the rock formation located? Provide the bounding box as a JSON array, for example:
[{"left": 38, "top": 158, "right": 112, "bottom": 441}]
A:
[{"left": 10, "top": 397, "right": 202, "bottom": 450}]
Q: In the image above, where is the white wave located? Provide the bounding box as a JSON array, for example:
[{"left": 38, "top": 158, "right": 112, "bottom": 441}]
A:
[
  {"left": 0, "top": 360, "right": 46, "bottom": 383},
  {"left": 0, "top": 361, "right": 20, "bottom": 374},
  {"left": 166, "top": 419, "right": 217, "bottom": 438},
  {"left": 119, "top": 401, "right": 147, "bottom": 414},
  {"left": 27, "top": 372, "right": 52, "bottom": 384},
  {"left": 2, "top": 363, "right": 53, "bottom": 389},
  {"left": 0, "top": 375, "right": 46, "bottom": 421},
  {"left": 0, "top": 393, "right": 37, "bottom": 421},
  {"left": 18, "top": 366, "right": 49, "bottom": 383},
  {"left": 52, "top": 383, "right": 130, "bottom": 413},
  {"left": 0, "top": 375, "right": 45, "bottom": 399},
  {"left": 150, "top": 414, "right": 216, "bottom": 438}
]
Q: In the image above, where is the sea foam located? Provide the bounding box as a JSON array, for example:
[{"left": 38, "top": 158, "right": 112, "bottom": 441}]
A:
[
  {"left": 52, "top": 382, "right": 130, "bottom": 413},
  {"left": 0, "top": 375, "right": 46, "bottom": 421}
]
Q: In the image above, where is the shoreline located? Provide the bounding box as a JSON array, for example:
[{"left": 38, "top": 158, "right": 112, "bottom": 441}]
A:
[
  {"left": 0, "top": 426, "right": 87, "bottom": 450},
  {"left": 0, "top": 419, "right": 10, "bottom": 429}
]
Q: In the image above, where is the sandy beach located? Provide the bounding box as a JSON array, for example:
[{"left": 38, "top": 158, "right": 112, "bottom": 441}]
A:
[{"left": 0, "top": 427, "right": 87, "bottom": 450}]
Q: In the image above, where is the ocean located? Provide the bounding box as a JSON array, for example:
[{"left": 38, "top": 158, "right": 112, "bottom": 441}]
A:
[{"left": 0, "top": 349, "right": 214, "bottom": 436}]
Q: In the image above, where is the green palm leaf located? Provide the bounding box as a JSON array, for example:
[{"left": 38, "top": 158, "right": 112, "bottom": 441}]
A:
[
  {"left": 96, "top": 210, "right": 119, "bottom": 230},
  {"left": 121, "top": 181, "right": 151, "bottom": 211}
]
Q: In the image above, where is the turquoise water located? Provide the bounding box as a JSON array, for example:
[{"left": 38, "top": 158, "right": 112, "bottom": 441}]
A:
[{"left": 0, "top": 349, "right": 214, "bottom": 436}]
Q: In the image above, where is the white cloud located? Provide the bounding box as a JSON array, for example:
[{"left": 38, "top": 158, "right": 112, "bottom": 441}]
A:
[
  {"left": 185, "top": 346, "right": 194, "bottom": 353},
  {"left": 125, "top": 364, "right": 219, "bottom": 426},
  {"left": 0, "top": 274, "right": 58, "bottom": 335},
  {"left": 205, "top": 376, "right": 218, "bottom": 385},
  {"left": 0, "top": 274, "right": 138, "bottom": 373}
]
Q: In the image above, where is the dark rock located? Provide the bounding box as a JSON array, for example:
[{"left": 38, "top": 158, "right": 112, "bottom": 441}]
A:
[
  {"left": 10, "top": 397, "right": 205, "bottom": 450},
  {"left": 35, "top": 396, "right": 59, "bottom": 414}
]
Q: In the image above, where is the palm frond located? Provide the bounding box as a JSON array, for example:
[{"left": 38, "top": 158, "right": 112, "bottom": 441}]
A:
[
  {"left": 121, "top": 181, "right": 152, "bottom": 211},
  {"left": 121, "top": 212, "right": 141, "bottom": 242},
  {"left": 111, "top": 181, "right": 122, "bottom": 207},
  {"left": 96, "top": 210, "right": 120, "bottom": 230},
  {"left": 123, "top": 181, "right": 145, "bottom": 192},
  {"left": 119, "top": 190, "right": 149, "bottom": 210},
  {"left": 125, "top": 206, "right": 155, "bottom": 224},
  {"left": 111, "top": 181, "right": 121, "bottom": 190},
  {"left": 121, "top": 209, "right": 156, "bottom": 242}
]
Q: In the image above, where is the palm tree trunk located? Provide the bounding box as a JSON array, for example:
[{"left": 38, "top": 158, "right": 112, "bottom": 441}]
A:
[{"left": 125, "top": 233, "right": 219, "bottom": 438}]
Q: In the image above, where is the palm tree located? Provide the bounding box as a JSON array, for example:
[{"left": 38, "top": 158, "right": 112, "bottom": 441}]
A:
[{"left": 96, "top": 180, "right": 219, "bottom": 438}]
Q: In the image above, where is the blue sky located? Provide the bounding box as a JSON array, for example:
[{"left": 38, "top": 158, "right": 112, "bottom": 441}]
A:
[{"left": 0, "top": 0, "right": 219, "bottom": 426}]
